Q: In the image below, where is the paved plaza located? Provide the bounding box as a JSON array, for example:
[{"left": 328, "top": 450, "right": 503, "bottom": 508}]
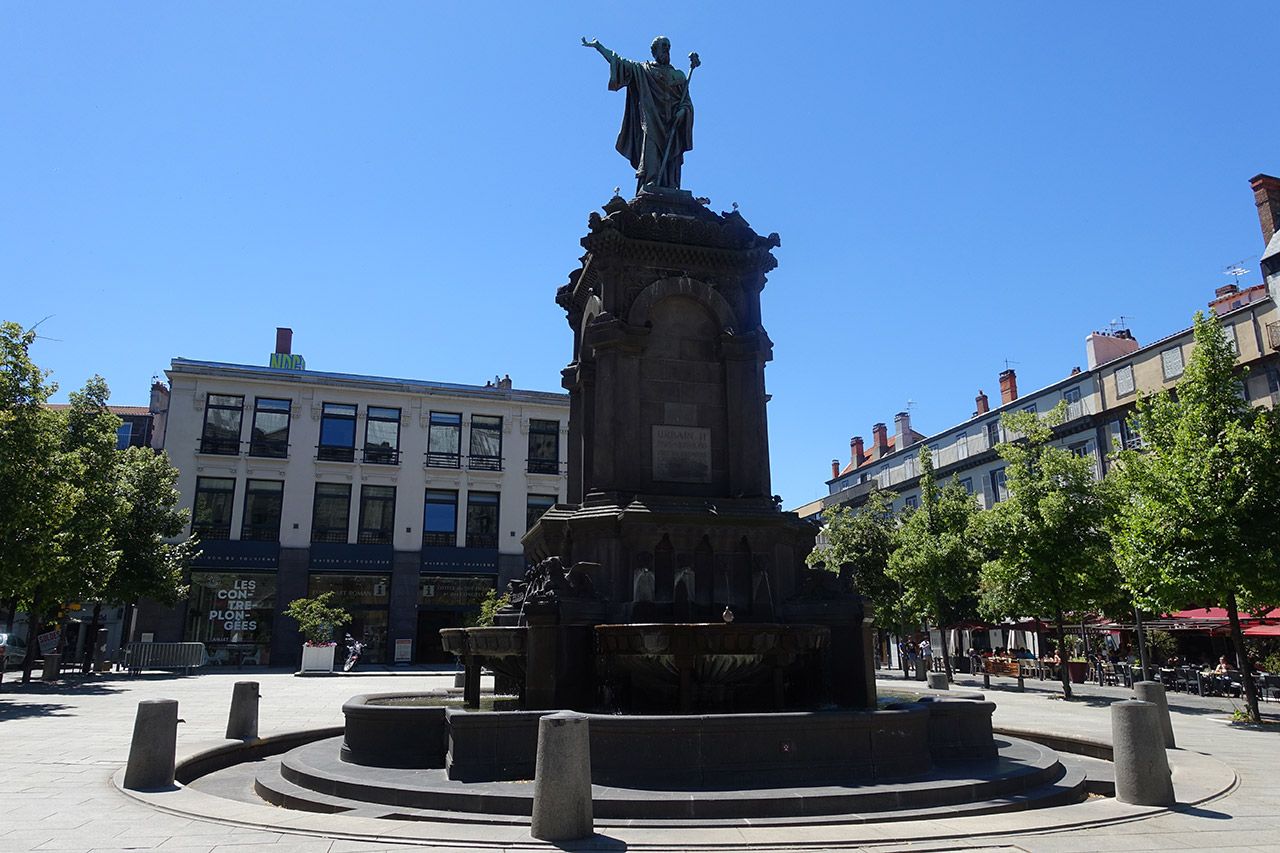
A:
[{"left": 1, "top": 663, "right": 1278, "bottom": 852}]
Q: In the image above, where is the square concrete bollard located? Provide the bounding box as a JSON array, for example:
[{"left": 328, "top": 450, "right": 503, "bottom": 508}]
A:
[
  {"left": 530, "top": 712, "right": 593, "bottom": 842},
  {"left": 927, "top": 671, "right": 949, "bottom": 690},
  {"left": 41, "top": 653, "right": 61, "bottom": 682},
  {"left": 1133, "top": 681, "right": 1175, "bottom": 749},
  {"left": 915, "top": 659, "right": 929, "bottom": 681},
  {"left": 1111, "top": 699, "right": 1175, "bottom": 806},
  {"left": 123, "top": 699, "right": 179, "bottom": 791},
  {"left": 226, "top": 681, "right": 260, "bottom": 740}
]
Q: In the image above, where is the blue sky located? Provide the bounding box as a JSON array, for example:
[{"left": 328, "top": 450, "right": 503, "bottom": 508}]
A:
[{"left": 3, "top": 3, "right": 1277, "bottom": 509}]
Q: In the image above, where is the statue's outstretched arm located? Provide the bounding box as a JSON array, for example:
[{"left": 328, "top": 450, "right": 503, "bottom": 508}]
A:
[{"left": 581, "top": 37, "right": 615, "bottom": 62}]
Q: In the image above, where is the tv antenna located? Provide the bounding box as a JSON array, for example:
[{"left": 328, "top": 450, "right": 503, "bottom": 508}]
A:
[
  {"left": 1223, "top": 256, "right": 1256, "bottom": 285},
  {"left": 1003, "top": 358, "right": 1020, "bottom": 371},
  {"left": 905, "top": 398, "right": 917, "bottom": 416},
  {"left": 1107, "top": 316, "right": 1134, "bottom": 333}
]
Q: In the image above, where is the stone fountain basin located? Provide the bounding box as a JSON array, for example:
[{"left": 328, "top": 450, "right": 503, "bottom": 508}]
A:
[{"left": 340, "top": 692, "right": 995, "bottom": 787}]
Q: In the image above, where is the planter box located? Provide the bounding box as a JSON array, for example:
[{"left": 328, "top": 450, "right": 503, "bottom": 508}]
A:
[
  {"left": 300, "top": 644, "right": 336, "bottom": 673},
  {"left": 1067, "top": 660, "right": 1088, "bottom": 684}
]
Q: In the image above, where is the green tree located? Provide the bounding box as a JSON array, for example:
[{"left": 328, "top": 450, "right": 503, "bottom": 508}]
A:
[
  {"left": 0, "top": 323, "right": 84, "bottom": 682},
  {"left": 888, "top": 445, "right": 981, "bottom": 682},
  {"left": 1110, "top": 311, "right": 1280, "bottom": 722},
  {"left": 974, "top": 402, "right": 1120, "bottom": 699},
  {"left": 284, "top": 592, "right": 351, "bottom": 645}
]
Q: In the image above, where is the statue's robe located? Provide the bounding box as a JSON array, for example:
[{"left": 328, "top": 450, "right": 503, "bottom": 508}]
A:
[{"left": 608, "top": 54, "right": 693, "bottom": 192}]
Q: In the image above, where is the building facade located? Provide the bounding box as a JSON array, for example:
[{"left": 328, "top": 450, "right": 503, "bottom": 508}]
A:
[{"left": 136, "top": 338, "right": 569, "bottom": 667}]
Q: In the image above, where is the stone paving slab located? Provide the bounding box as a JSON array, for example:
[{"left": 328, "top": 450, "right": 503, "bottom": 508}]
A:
[{"left": 0, "top": 665, "right": 1276, "bottom": 851}]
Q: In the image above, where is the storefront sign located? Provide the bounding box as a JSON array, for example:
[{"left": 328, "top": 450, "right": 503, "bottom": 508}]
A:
[
  {"left": 419, "top": 575, "right": 495, "bottom": 606},
  {"left": 38, "top": 630, "right": 60, "bottom": 655},
  {"left": 394, "top": 639, "right": 413, "bottom": 663}
]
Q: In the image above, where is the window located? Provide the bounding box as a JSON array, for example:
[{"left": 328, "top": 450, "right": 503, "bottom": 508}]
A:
[
  {"left": 986, "top": 421, "right": 1001, "bottom": 448},
  {"left": 1160, "top": 346, "right": 1184, "bottom": 380},
  {"left": 904, "top": 456, "right": 916, "bottom": 479},
  {"left": 928, "top": 443, "right": 939, "bottom": 463},
  {"left": 1064, "top": 386, "right": 1082, "bottom": 419},
  {"left": 465, "top": 491, "right": 500, "bottom": 548},
  {"left": 422, "top": 490, "right": 458, "bottom": 547},
  {"left": 990, "top": 468, "right": 1008, "bottom": 503},
  {"left": 427, "top": 412, "right": 462, "bottom": 468},
  {"left": 956, "top": 431, "right": 968, "bottom": 460},
  {"left": 528, "top": 419, "right": 559, "bottom": 474},
  {"left": 241, "top": 480, "right": 284, "bottom": 541},
  {"left": 192, "top": 477, "right": 236, "bottom": 539},
  {"left": 318, "top": 403, "right": 357, "bottom": 462},
  {"left": 363, "top": 407, "right": 400, "bottom": 464},
  {"left": 1119, "top": 418, "right": 1143, "bottom": 451},
  {"left": 201, "top": 394, "right": 244, "bottom": 454},
  {"left": 959, "top": 478, "right": 973, "bottom": 494},
  {"left": 311, "top": 483, "right": 351, "bottom": 543},
  {"left": 903, "top": 495, "right": 919, "bottom": 510},
  {"left": 469, "top": 415, "right": 503, "bottom": 471},
  {"left": 115, "top": 422, "right": 133, "bottom": 450},
  {"left": 1021, "top": 404, "right": 1036, "bottom": 415},
  {"left": 526, "top": 494, "right": 556, "bottom": 531},
  {"left": 1267, "top": 367, "right": 1280, "bottom": 395},
  {"left": 877, "top": 465, "right": 889, "bottom": 487},
  {"left": 1114, "top": 365, "right": 1135, "bottom": 397},
  {"left": 249, "top": 398, "right": 290, "bottom": 458},
  {"left": 357, "top": 485, "right": 396, "bottom": 545},
  {"left": 1223, "top": 323, "right": 1239, "bottom": 355}
]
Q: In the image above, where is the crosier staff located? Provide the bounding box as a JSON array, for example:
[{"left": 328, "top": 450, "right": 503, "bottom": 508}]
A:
[{"left": 657, "top": 51, "right": 700, "bottom": 185}]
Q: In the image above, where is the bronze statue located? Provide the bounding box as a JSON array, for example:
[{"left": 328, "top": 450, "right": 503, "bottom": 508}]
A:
[{"left": 582, "top": 36, "right": 699, "bottom": 194}]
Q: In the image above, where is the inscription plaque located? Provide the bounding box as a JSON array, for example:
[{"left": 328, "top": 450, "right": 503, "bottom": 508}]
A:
[{"left": 652, "top": 425, "right": 711, "bottom": 483}]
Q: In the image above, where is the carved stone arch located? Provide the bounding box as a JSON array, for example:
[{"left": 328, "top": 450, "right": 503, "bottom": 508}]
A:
[{"left": 626, "top": 277, "right": 736, "bottom": 331}]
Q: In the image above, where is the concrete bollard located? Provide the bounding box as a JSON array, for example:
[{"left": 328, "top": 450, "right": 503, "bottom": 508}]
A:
[
  {"left": 914, "top": 659, "right": 929, "bottom": 681},
  {"left": 41, "top": 653, "right": 61, "bottom": 682},
  {"left": 123, "top": 699, "right": 179, "bottom": 791},
  {"left": 1111, "top": 700, "right": 1175, "bottom": 806},
  {"left": 530, "top": 712, "right": 593, "bottom": 842},
  {"left": 1133, "top": 681, "right": 1175, "bottom": 749},
  {"left": 226, "top": 681, "right": 260, "bottom": 740},
  {"left": 927, "top": 671, "right": 949, "bottom": 690}
]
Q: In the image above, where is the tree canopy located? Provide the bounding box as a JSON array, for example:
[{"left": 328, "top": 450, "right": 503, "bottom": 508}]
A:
[{"left": 1110, "top": 311, "right": 1280, "bottom": 721}]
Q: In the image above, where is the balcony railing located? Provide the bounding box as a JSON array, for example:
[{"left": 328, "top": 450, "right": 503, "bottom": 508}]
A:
[
  {"left": 240, "top": 525, "right": 280, "bottom": 542},
  {"left": 468, "top": 455, "right": 502, "bottom": 472},
  {"left": 527, "top": 458, "right": 559, "bottom": 475},
  {"left": 422, "top": 531, "right": 456, "bottom": 547},
  {"left": 425, "top": 451, "right": 461, "bottom": 469},
  {"left": 357, "top": 529, "right": 394, "bottom": 545},
  {"left": 466, "top": 532, "right": 498, "bottom": 549},
  {"left": 248, "top": 439, "right": 289, "bottom": 459},
  {"left": 199, "top": 437, "right": 241, "bottom": 455},
  {"left": 192, "top": 524, "right": 231, "bottom": 540},
  {"left": 310, "top": 528, "right": 348, "bottom": 544},
  {"left": 317, "top": 445, "right": 355, "bottom": 463},
  {"left": 362, "top": 446, "right": 401, "bottom": 465}
]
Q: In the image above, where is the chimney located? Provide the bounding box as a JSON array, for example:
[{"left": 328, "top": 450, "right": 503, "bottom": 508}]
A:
[
  {"left": 275, "top": 327, "right": 293, "bottom": 355},
  {"left": 1251, "top": 173, "right": 1280, "bottom": 245},
  {"left": 975, "top": 390, "right": 989, "bottom": 415},
  {"left": 893, "top": 412, "right": 913, "bottom": 451},
  {"left": 999, "top": 370, "right": 1018, "bottom": 405},
  {"left": 871, "top": 422, "right": 889, "bottom": 460},
  {"left": 1086, "top": 329, "right": 1141, "bottom": 368},
  {"left": 850, "top": 436, "right": 864, "bottom": 468},
  {"left": 831, "top": 459, "right": 840, "bottom": 479}
]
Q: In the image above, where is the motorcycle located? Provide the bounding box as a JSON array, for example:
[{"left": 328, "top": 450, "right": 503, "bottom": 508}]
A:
[{"left": 343, "top": 635, "right": 366, "bottom": 672}]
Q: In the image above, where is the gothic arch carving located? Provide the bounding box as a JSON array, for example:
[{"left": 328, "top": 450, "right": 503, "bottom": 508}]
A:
[{"left": 627, "top": 277, "right": 736, "bottom": 331}]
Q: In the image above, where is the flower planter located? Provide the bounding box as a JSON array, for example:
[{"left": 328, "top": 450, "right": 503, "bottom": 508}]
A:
[
  {"left": 1067, "top": 660, "right": 1088, "bottom": 684},
  {"left": 300, "top": 643, "right": 336, "bottom": 673}
]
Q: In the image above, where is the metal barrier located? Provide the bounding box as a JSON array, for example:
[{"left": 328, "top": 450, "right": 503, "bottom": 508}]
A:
[{"left": 123, "top": 642, "right": 206, "bottom": 676}]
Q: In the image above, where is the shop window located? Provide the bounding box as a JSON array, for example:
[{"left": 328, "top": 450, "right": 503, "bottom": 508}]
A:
[
  {"left": 249, "top": 398, "right": 290, "bottom": 458},
  {"left": 308, "top": 573, "right": 390, "bottom": 663},
  {"left": 527, "top": 419, "right": 559, "bottom": 474},
  {"left": 466, "top": 491, "right": 499, "bottom": 548},
  {"left": 201, "top": 394, "right": 244, "bottom": 455},
  {"left": 364, "top": 407, "right": 400, "bottom": 464},
  {"left": 526, "top": 494, "right": 556, "bottom": 531},
  {"left": 192, "top": 477, "right": 236, "bottom": 540},
  {"left": 427, "top": 412, "right": 462, "bottom": 468},
  {"left": 469, "top": 415, "right": 503, "bottom": 471},
  {"left": 184, "top": 571, "right": 276, "bottom": 665},
  {"left": 318, "top": 403, "right": 357, "bottom": 462},
  {"left": 357, "top": 485, "right": 396, "bottom": 545},
  {"left": 311, "top": 482, "right": 351, "bottom": 543},
  {"left": 241, "top": 479, "right": 284, "bottom": 541},
  {"left": 422, "top": 489, "right": 458, "bottom": 547}
]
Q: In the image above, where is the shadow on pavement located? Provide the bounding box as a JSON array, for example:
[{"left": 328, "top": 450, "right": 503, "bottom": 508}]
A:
[{"left": 0, "top": 700, "right": 74, "bottom": 719}]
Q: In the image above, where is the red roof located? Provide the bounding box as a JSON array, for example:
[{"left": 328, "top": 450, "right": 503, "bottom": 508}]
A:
[{"left": 45, "top": 404, "right": 150, "bottom": 416}]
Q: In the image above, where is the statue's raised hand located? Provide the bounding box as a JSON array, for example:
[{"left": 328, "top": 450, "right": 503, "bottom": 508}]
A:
[{"left": 581, "top": 37, "right": 598, "bottom": 48}]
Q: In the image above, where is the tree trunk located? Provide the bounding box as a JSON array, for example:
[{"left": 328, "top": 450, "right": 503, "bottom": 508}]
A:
[
  {"left": 83, "top": 601, "right": 103, "bottom": 674},
  {"left": 1226, "top": 592, "right": 1260, "bottom": 723},
  {"left": 934, "top": 595, "right": 954, "bottom": 683},
  {"left": 1133, "top": 604, "right": 1151, "bottom": 683},
  {"left": 21, "top": 590, "right": 45, "bottom": 685},
  {"left": 1055, "top": 607, "right": 1073, "bottom": 700}
]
